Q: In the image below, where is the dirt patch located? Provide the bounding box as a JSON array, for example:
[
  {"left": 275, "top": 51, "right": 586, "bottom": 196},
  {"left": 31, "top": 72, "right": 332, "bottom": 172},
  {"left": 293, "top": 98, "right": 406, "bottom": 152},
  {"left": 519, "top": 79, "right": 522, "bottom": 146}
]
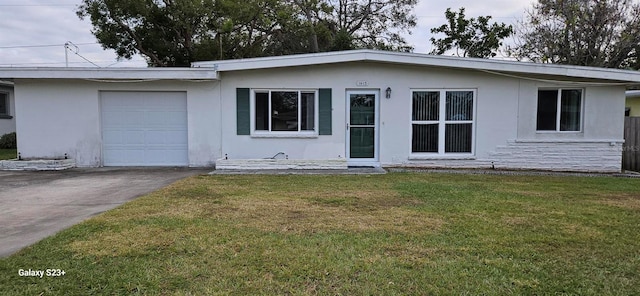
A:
[
  {"left": 502, "top": 216, "right": 533, "bottom": 226},
  {"left": 560, "top": 223, "right": 603, "bottom": 239},
  {"left": 70, "top": 225, "right": 179, "bottom": 257},
  {"left": 214, "top": 197, "right": 443, "bottom": 234},
  {"left": 595, "top": 193, "right": 640, "bottom": 210}
]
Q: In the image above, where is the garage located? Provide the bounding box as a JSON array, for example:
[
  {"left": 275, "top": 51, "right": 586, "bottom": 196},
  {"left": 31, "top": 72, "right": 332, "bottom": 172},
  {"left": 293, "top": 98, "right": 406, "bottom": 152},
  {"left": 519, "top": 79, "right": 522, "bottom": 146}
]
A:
[{"left": 100, "top": 91, "right": 188, "bottom": 166}]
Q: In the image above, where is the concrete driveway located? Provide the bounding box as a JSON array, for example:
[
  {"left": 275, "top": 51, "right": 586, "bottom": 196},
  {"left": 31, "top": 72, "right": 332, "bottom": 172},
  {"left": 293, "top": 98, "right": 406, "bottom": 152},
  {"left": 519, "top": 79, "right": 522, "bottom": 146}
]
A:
[{"left": 0, "top": 167, "right": 210, "bottom": 257}]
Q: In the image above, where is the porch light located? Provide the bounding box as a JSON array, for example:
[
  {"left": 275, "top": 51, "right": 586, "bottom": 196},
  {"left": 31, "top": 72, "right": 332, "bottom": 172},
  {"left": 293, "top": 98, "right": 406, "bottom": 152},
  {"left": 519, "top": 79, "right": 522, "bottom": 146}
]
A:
[{"left": 385, "top": 87, "right": 392, "bottom": 99}]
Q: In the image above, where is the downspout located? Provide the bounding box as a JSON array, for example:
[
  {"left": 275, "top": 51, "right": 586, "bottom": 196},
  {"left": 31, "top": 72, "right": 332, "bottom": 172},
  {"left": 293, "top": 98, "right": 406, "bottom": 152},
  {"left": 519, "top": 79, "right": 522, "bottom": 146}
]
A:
[
  {"left": 516, "top": 79, "right": 521, "bottom": 140},
  {"left": 217, "top": 66, "right": 223, "bottom": 166}
]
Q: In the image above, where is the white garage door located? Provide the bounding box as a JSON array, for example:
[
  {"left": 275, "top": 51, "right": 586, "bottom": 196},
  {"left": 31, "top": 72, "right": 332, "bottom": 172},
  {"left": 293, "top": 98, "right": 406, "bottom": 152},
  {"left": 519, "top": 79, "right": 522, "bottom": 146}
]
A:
[{"left": 101, "top": 91, "right": 188, "bottom": 166}]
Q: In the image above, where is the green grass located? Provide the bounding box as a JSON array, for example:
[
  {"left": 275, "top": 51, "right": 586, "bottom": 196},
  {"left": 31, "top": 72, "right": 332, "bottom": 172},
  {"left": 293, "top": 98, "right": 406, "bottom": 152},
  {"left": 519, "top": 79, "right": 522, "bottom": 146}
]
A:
[
  {"left": 0, "top": 148, "right": 16, "bottom": 160},
  {"left": 1, "top": 173, "right": 639, "bottom": 295}
]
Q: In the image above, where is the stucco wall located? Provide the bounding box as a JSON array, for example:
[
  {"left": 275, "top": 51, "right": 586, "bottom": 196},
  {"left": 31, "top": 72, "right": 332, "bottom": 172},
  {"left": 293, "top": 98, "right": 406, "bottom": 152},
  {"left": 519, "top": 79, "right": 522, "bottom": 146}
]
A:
[
  {"left": 14, "top": 79, "right": 220, "bottom": 167},
  {"left": 219, "top": 63, "right": 519, "bottom": 161},
  {"left": 0, "top": 84, "right": 16, "bottom": 136},
  {"left": 219, "top": 62, "right": 626, "bottom": 172},
  {"left": 12, "top": 62, "right": 627, "bottom": 172}
]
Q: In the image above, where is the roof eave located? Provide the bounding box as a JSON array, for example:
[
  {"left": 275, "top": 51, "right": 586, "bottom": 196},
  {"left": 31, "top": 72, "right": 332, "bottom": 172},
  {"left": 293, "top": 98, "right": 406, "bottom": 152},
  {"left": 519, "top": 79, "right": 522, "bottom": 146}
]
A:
[
  {"left": 192, "top": 49, "right": 640, "bottom": 84},
  {"left": 0, "top": 67, "right": 218, "bottom": 80}
]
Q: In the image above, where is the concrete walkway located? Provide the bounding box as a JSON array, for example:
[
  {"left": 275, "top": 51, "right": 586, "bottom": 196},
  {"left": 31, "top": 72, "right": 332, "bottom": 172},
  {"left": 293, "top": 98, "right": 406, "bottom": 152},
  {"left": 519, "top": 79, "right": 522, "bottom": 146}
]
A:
[
  {"left": 0, "top": 167, "right": 209, "bottom": 257},
  {"left": 209, "top": 167, "right": 387, "bottom": 175}
]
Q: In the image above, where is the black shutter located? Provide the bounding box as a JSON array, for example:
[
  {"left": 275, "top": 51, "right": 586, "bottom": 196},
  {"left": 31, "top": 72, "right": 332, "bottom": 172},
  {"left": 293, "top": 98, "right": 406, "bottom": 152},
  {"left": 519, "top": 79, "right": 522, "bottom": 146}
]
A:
[
  {"left": 319, "top": 88, "right": 332, "bottom": 135},
  {"left": 236, "top": 88, "right": 250, "bottom": 135}
]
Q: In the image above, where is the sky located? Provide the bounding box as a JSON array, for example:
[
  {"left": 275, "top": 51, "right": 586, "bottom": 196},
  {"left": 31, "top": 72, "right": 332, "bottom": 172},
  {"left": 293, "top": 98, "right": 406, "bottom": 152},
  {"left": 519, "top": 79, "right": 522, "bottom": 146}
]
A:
[{"left": 0, "top": 0, "right": 534, "bottom": 68}]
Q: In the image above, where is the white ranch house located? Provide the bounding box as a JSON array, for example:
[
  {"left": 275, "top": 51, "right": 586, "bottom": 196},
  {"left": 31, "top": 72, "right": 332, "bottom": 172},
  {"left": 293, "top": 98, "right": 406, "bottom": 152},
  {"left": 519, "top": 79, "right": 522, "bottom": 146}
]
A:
[{"left": 1, "top": 50, "right": 639, "bottom": 172}]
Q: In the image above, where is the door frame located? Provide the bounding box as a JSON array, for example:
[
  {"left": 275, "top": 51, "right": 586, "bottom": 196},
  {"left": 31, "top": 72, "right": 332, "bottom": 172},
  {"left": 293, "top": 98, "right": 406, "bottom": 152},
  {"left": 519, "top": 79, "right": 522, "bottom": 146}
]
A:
[{"left": 345, "top": 89, "right": 380, "bottom": 166}]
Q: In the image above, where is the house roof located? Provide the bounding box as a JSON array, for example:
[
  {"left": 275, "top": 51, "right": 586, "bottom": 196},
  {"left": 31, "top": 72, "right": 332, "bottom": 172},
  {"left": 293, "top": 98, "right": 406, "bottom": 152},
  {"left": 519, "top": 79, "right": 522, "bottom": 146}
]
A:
[
  {"left": 0, "top": 67, "right": 216, "bottom": 80},
  {"left": 193, "top": 49, "right": 640, "bottom": 85},
  {"left": 0, "top": 50, "right": 639, "bottom": 85}
]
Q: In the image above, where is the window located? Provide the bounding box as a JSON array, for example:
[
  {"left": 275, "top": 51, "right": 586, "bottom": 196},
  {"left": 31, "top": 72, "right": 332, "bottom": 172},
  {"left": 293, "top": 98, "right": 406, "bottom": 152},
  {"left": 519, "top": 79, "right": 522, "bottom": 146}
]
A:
[
  {"left": 412, "top": 90, "right": 475, "bottom": 154},
  {"left": 536, "top": 89, "right": 582, "bottom": 132},
  {"left": 0, "top": 92, "right": 8, "bottom": 117},
  {"left": 253, "top": 90, "right": 316, "bottom": 133}
]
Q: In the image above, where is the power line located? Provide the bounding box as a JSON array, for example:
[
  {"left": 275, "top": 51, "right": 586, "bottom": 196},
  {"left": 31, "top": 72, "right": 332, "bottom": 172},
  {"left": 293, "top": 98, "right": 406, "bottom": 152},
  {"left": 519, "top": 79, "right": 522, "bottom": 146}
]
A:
[
  {"left": 68, "top": 49, "right": 101, "bottom": 68},
  {"left": 0, "top": 41, "right": 147, "bottom": 67},
  {"left": 0, "top": 4, "right": 77, "bottom": 7},
  {"left": 0, "top": 43, "right": 98, "bottom": 49},
  {"left": 0, "top": 60, "right": 147, "bottom": 67},
  {"left": 416, "top": 15, "right": 522, "bottom": 21}
]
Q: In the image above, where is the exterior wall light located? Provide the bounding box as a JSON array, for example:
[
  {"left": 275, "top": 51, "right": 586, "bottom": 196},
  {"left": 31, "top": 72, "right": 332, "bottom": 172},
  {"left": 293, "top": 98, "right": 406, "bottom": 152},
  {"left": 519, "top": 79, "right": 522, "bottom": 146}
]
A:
[{"left": 385, "top": 87, "right": 392, "bottom": 99}]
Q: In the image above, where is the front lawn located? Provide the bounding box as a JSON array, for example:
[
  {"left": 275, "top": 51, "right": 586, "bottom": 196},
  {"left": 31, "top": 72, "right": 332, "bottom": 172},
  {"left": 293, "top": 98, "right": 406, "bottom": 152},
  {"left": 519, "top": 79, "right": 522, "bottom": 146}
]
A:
[{"left": 1, "top": 173, "right": 639, "bottom": 295}]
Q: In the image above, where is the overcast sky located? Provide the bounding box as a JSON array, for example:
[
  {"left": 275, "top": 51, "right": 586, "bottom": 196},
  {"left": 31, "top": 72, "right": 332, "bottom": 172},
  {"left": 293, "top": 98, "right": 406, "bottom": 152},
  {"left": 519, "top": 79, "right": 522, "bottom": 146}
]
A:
[{"left": 0, "top": 0, "right": 534, "bottom": 68}]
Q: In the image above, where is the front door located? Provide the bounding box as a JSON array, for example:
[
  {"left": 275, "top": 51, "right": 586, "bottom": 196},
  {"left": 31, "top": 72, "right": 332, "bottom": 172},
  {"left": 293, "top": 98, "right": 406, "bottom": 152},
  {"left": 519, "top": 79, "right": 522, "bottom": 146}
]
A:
[{"left": 346, "top": 90, "right": 379, "bottom": 165}]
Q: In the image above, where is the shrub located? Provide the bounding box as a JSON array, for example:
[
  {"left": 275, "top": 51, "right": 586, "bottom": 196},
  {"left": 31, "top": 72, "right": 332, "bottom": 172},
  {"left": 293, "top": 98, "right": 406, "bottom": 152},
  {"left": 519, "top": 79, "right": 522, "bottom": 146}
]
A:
[{"left": 0, "top": 132, "right": 16, "bottom": 149}]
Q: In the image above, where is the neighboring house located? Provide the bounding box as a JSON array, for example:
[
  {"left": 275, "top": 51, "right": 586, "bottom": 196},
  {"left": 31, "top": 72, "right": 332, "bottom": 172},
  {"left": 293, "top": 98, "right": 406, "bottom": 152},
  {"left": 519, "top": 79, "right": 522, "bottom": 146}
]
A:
[
  {"left": 626, "top": 90, "right": 640, "bottom": 116},
  {"left": 1, "top": 50, "right": 639, "bottom": 172},
  {"left": 0, "top": 80, "right": 16, "bottom": 136}
]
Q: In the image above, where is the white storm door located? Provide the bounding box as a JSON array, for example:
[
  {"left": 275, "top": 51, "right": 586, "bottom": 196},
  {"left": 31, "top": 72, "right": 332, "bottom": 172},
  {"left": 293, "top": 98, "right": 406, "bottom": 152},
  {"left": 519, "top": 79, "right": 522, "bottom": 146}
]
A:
[{"left": 346, "top": 90, "right": 379, "bottom": 165}]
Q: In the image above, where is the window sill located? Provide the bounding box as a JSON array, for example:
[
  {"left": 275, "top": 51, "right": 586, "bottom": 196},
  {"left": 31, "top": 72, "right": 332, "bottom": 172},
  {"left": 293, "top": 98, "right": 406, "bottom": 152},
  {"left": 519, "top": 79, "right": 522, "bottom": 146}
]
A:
[
  {"left": 515, "top": 139, "right": 623, "bottom": 144},
  {"left": 535, "top": 131, "right": 582, "bottom": 134},
  {"left": 409, "top": 154, "right": 476, "bottom": 160},
  {"left": 251, "top": 132, "right": 319, "bottom": 139},
  {"left": 0, "top": 115, "right": 12, "bottom": 119}
]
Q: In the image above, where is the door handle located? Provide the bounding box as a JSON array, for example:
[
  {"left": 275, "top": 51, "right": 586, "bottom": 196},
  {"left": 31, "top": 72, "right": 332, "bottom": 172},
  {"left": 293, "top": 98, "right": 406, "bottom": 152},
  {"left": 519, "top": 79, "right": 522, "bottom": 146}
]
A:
[{"left": 346, "top": 123, "right": 349, "bottom": 130}]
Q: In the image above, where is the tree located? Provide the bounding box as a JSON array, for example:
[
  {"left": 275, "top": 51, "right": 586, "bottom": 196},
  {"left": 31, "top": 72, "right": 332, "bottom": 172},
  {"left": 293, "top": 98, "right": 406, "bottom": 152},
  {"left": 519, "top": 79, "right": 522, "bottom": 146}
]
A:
[
  {"left": 288, "top": 0, "right": 417, "bottom": 53},
  {"left": 311, "top": 0, "right": 418, "bottom": 52},
  {"left": 511, "top": 0, "right": 640, "bottom": 69},
  {"left": 215, "top": 0, "right": 304, "bottom": 59},
  {"left": 77, "top": 0, "right": 220, "bottom": 66},
  {"left": 429, "top": 8, "right": 513, "bottom": 58},
  {"left": 77, "top": 0, "right": 303, "bottom": 66},
  {"left": 77, "top": 0, "right": 417, "bottom": 66}
]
